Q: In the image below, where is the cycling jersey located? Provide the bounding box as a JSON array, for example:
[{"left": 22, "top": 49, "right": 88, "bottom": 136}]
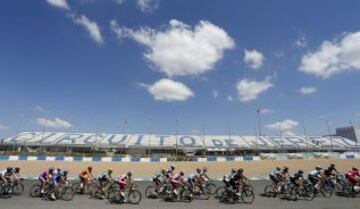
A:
[
  {"left": 98, "top": 172, "right": 111, "bottom": 182},
  {"left": 38, "top": 171, "right": 48, "bottom": 181},
  {"left": 346, "top": 170, "right": 360, "bottom": 184},
  {"left": 170, "top": 173, "right": 183, "bottom": 188},
  {"left": 52, "top": 173, "right": 62, "bottom": 186},
  {"left": 324, "top": 167, "right": 337, "bottom": 176},
  {"left": 153, "top": 173, "right": 164, "bottom": 184},
  {"left": 0, "top": 170, "right": 12, "bottom": 177},
  {"left": 117, "top": 174, "right": 130, "bottom": 189},
  {"left": 187, "top": 172, "right": 199, "bottom": 182}
]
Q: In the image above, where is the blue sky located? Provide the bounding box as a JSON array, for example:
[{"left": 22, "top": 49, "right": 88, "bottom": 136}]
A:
[{"left": 1, "top": 0, "right": 360, "bottom": 137}]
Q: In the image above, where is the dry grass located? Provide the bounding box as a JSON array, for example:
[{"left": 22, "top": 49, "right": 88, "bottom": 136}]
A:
[{"left": 1, "top": 159, "right": 359, "bottom": 178}]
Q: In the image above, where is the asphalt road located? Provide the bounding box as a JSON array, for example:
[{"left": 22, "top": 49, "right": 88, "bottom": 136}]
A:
[{"left": 2, "top": 180, "right": 360, "bottom": 209}]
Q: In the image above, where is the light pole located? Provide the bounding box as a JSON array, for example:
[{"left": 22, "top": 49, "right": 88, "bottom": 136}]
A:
[
  {"left": 256, "top": 109, "right": 262, "bottom": 136},
  {"left": 147, "top": 117, "right": 152, "bottom": 157},
  {"left": 175, "top": 118, "right": 178, "bottom": 157},
  {"left": 302, "top": 120, "right": 309, "bottom": 152},
  {"left": 122, "top": 119, "right": 128, "bottom": 135},
  {"left": 326, "top": 120, "right": 333, "bottom": 152}
]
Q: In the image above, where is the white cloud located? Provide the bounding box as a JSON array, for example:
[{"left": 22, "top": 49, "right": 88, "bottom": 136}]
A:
[
  {"left": 47, "top": 0, "right": 70, "bottom": 10},
  {"left": 236, "top": 77, "right": 273, "bottom": 102},
  {"left": 227, "top": 95, "right": 234, "bottom": 101},
  {"left": 0, "top": 124, "right": 8, "bottom": 130},
  {"left": 72, "top": 14, "right": 104, "bottom": 44},
  {"left": 299, "top": 86, "right": 317, "bottom": 95},
  {"left": 142, "top": 79, "right": 194, "bottom": 101},
  {"left": 244, "top": 49, "right": 264, "bottom": 69},
  {"left": 110, "top": 19, "right": 235, "bottom": 77},
  {"left": 136, "top": 0, "right": 159, "bottom": 12},
  {"left": 299, "top": 32, "right": 360, "bottom": 78},
  {"left": 293, "top": 33, "right": 307, "bottom": 48},
  {"left": 265, "top": 119, "right": 299, "bottom": 135},
  {"left": 259, "top": 108, "right": 273, "bottom": 114},
  {"left": 36, "top": 117, "right": 72, "bottom": 129},
  {"left": 212, "top": 89, "right": 219, "bottom": 99}
]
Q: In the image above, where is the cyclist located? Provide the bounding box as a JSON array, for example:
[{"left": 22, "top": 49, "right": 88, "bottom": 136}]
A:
[
  {"left": 345, "top": 167, "right": 360, "bottom": 190},
  {"left": 98, "top": 169, "right": 113, "bottom": 198},
  {"left": 0, "top": 167, "right": 13, "bottom": 183},
  {"left": 117, "top": 171, "right": 134, "bottom": 202},
  {"left": 324, "top": 164, "right": 340, "bottom": 177},
  {"left": 171, "top": 170, "right": 185, "bottom": 199},
  {"left": 308, "top": 166, "right": 324, "bottom": 191},
  {"left": 50, "top": 167, "right": 63, "bottom": 200},
  {"left": 0, "top": 167, "right": 13, "bottom": 184},
  {"left": 223, "top": 168, "right": 237, "bottom": 188},
  {"left": 79, "top": 166, "right": 94, "bottom": 191},
  {"left": 152, "top": 169, "right": 166, "bottom": 193},
  {"left": 187, "top": 168, "right": 201, "bottom": 191},
  {"left": 167, "top": 165, "right": 176, "bottom": 177},
  {"left": 230, "top": 168, "right": 249, "bottom": 195},
  {"left": 38, "top": 168, "right": 53, "bottom": 195},
  {"left": 290, "top": 170, "right": 305, "bottom": 189},
  {"left": 269, "top": 167, "right": 282, "bottom": 192},
  {"left": 200, "top": 167, "right": 210, "bottom": 183}
]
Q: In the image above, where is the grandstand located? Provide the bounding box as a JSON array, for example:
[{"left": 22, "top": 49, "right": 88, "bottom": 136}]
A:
[{"left": 0, "top": 131, "right": 358, "bottom": 157}]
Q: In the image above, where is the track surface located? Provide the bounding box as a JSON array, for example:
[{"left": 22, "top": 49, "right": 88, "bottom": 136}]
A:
[{"left": 2, "top": 180, "right": 360, "bottom": 209}]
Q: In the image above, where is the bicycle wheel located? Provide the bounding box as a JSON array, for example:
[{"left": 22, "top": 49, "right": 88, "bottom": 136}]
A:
[
  {"left": 205, "top": 183, "right": 217, "bottom": 195},
  {"left": 128, "top": 190, "right": 142, "bottom": 204},
  {"left": 60, "top": 186, "right": 75, "bottom": 201},
  {"left": 241, "top": 189, "right": 254, "bottom": 204},
  {"left": 145, "top": 186, "right": 157, "bottom": 199},
  {"left": 13, "top": 182, "right": 24, "bottom": 195},
  {"left": 29, "top": 184, "right": 41, "bottom": 198},
  {"left": 197, "top": 187, "right": 210, "bottom": 200},
  {"left": 0, "top": 185, "right": 12, "bottom": 199},
  {"left": 214, "top": 186, "right": 226, "bottom": 199},
  {"left": 264, "top": 185, "right": 276, "bottom": 197},
  {"left": 321, "top": 184, "right": 334, "bottom": 198},
  {"left": 108, "top": 190, "right": 122, "bottom": 203},
  {"left": 72, "top": 182, "right": 83, "bottom": 194},
  {"left": 181, "top": 189, "right": 193, "bottom": 202},
  {"left": 303, "top": 185, "right": 315, "bottom": 201}
]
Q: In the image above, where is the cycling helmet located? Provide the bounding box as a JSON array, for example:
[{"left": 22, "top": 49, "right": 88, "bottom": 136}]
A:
[
  {"left": 196, "top": 168, "right": 201, "bottom": 174},
  {"left": 63, "top": 170, "right": 69, "bottom": 175},
  {"left": 170, "top": 165, "right": 175, "bottom": 170},
  {"left": 127, "top": 171, "right": 133, "bottom": 176},
  {"left": 276, "top": 167, "right": 281, "bottom": 171},
  {"left": 6, "top": 167, "right": 12, "bottom": 172},
  {"left": 202, "top": 167, "right": 207, "bottom": 173},
  {"left": 298, "top": 170, "right": 304, "bottom": 174},
  {"left": 330, "top": 164, "right": 335, "bottom": 168},
  {"left": 161, "top": 168, "right": 166, "bottom": 174},
  {"left": 352, "top": 167, "right": 359, "bottom": 171},
  {"left": 14, "top": 167, "right": 20, "bottom": 173},
  {"left": 238, "top": 168, "right": 244, "bottom": 173},
  {"left": 283, "top": 166, "right": 289, "bottom": 172},
  {"left": 88, "top": 166, "right": 93, "bottom": 171},
  {"left": 49, "top": 167, "right": 55, "bottom": 173},
  {"left": 179, "top": 170, "right": 185, "bottom": 176},
  {"left": 315, "top": 166, "right": 322, "bottom": 170},
  {"left": 108, "top": 169, "right": 113, "bottom": 174},
  {"left": 231, "top": 168, "right": 237, "bottom": 174}
]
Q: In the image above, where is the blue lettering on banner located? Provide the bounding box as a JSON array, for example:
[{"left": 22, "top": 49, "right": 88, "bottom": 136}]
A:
[
  {"left": 55, "top": 156, "right": 65, "bottom": 161},
  {"left": 56, "top": 134, "right": 83, "bottom": 144},
  {"left": 84, "top": 134, "right": 101, "bottom": 144},
  {"left": 134, "top": 135, "right": 144, "bottom": 146},
  {"left": 179, "top": 136, "right": 196, "bottom": 146},
  {"left": 9, "top": 132, "right": 39, "bottom": 143},
  {"left": 212, "top": 139, "right": 223, "bottom": 147},
  {"left": 36, "top": 132, "right": 59, "bottom": 144},
  {"left": 224, "top": 139, "right": 238, "bottom": 148},
  {"left": 107, "top": 135, "right": 129, "bottom": 145},
  {"left": 157, "top": 135, "right": 169, "bottom": 146}
]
